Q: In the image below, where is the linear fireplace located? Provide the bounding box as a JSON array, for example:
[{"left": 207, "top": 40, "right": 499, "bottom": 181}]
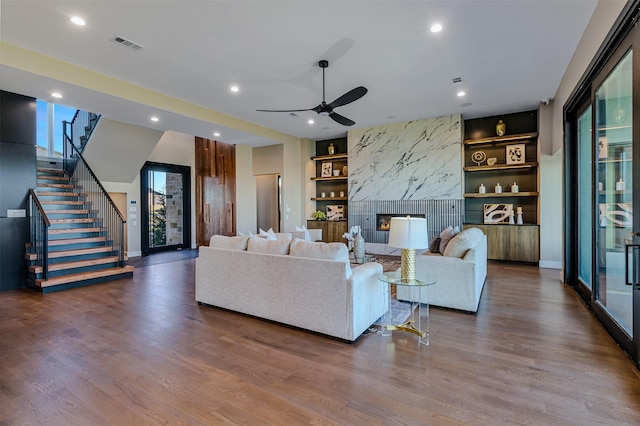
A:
[{"left": 376, "top": 213, "right": 425, "bottom": 231}]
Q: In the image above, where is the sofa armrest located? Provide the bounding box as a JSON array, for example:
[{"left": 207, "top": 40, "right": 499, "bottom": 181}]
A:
[{"left": 349, "top": 262, "right": 387, "bottom": 335}]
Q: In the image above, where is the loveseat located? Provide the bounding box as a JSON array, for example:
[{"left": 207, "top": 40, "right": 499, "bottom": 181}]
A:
[
  {"left": 396, "top": 227, "right": 487, "bottom": 313},
  {"left": 196, "top": 235, "right": 387, "bottom": 341}
]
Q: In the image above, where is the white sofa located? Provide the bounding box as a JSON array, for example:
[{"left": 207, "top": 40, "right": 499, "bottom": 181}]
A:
[
  {"left": 396, "top": 227, "right": 487, "bottom": 313},
  {"left": 196, "top": 235, "right": 387, "bottom": 341}
]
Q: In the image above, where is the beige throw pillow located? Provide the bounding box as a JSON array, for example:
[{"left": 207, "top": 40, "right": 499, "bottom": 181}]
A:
[
  {"left": 438, "top": 226, "right": 459, "bottom": 254},
  {"left": 209, "top": 235, "right": 249, "bottom": 251},
  {"left": 443, "top": 227, "right": 483, "bottom": 258},
  {"left": 247, "top": 236, "right": 291, "bottom": 255}
]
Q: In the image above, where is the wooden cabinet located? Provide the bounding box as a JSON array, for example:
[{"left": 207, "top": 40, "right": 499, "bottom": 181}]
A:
[
  {"left": 463, "top": 111, "right": 540, "bottom": 263},
  {"left": 306, "top": 220, "right": 348, "bottom": 243},
  {"left": 464, "top": 223, "right": 539, "bottom": 263}
]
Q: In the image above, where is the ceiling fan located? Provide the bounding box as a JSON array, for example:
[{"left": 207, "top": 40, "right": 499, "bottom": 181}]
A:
[{"left": 257, "top": 60, "right": 367, "bottom": 126}]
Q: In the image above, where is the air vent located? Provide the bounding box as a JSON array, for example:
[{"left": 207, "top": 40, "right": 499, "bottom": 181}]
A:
[
  {"left": 112, "top": 35, "right": 144, "bottom": 51},
  {"left": 452, "top": 77, "right": 463, "bottom": 84}
]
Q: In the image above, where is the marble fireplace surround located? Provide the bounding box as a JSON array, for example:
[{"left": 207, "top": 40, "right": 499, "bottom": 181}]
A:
[{"left": 346, "top": 115, "right": 464, "bottom": 255}]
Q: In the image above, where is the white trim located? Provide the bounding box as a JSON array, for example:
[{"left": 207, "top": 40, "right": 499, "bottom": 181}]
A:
[
  {"left": 539, "top": 260, "right": 562, "bottom": 269},
  {"left": 127, "top": 251, "right": 142, "bottom": 258}
]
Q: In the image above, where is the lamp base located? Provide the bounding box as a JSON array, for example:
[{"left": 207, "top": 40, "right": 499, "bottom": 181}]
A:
[{"left": 400, "top": 248, "right": 416, "bottom": 282}]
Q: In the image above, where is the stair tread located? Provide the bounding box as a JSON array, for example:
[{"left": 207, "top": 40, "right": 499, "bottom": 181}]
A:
[
  {"left": 38, "top": 192, "right": 81, "bottom": 197},
  {"left": 37, "top": 175, "right": 70, "bottom": 181},
  {"left": 49, "top": 236, "right": 107, "bottom": 246},
  {"left": 40, "top": 200, "right": 85, "bottom": 205},
  {"left": 31, "top": 256, "right": 120, "bottom": 273},
  {"left": 37, "top": 168, "right": 65, "bottom": 174},
  {"left": 37, "top": 183, "right": 75, "bottom": 189},
  {"left": 45, "top": 209, "right": 90, "bottom": 214},
  {"left": 35, "top": 265, "right": 134, "bottom": 288},
  {"left": 50, "top": 218, "right": 95, "bottom": 224},
  {"left": 25, "top": 245, "right": 113, "bottom": 261},
  {"left": 49, "top": 227, "right": 102, "bottom": 235}
]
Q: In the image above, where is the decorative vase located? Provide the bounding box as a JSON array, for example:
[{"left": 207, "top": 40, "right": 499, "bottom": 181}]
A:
[
  {"left": 516, "top": 212, "right": 523, "bottom": 225},
  {"left": 496, "top": 120, "right": 506, "bottom": 136},
  {"left": 353, "top": 233, "right": 365, "bottom": 264},
  {"left": 342, "top": 165, "right": 348, "bottom": 176},
  {"left": 328, "top": 143, "right": 335, "bottom": 155}
]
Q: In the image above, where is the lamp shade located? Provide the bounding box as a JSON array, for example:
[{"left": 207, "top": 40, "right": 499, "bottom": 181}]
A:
[{"left": 387, "top": 217, "right": 428, "bottom": 249}]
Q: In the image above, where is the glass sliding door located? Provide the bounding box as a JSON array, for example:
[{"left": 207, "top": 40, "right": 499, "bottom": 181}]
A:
[
  {"left": 577, "top": 104, "right": 593, "bottom": 291},
  {"left": 141, "top": 162, "right": 191, "bottom": 255},
  {"left": 594, "top": 50, "right": 634, "bottom": 336}
]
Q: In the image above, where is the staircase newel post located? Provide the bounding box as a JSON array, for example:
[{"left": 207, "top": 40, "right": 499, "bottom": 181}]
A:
[
  {"left": 120, "top": 220, "right": 125, "bottom": 266},
  {"left": 43, "top": 218, "right": 48, "bottom": 281}
]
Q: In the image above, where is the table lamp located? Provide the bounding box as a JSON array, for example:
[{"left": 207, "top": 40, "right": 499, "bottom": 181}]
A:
[{"left": 388, "top": 216, "right": 428, "bottom": 282}]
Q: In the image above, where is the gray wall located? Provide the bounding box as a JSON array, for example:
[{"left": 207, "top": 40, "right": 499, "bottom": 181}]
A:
[{"left": 0, "top": 91, "right": 37, "bottom": 290}]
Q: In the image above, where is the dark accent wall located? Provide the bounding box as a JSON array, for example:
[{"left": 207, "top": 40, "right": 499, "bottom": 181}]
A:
[{"left": 0, "top": 91, "right": 37, "bottom": 291}]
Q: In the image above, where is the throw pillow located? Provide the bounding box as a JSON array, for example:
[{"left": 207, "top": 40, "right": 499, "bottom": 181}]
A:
[
  {"left": 247, "top": 236, "right": 290, "bottom": 255},
  {"left": 209, "top": 235, "right": 249, "bottom": 251},
  {"left": 259, "top": 228, "right": 277, "bottom": 240},
  {"left": 438, "top": 225, "right": 460, "bottom": 254},
  {"left": 429, "top": 236, "right": 441, "bottom": 253},
  {"left": 443, "top": 227, "right": 483, "bottom": 258},
  {"left": 289, "top": 239, "right": 352, "bottom": 277}
]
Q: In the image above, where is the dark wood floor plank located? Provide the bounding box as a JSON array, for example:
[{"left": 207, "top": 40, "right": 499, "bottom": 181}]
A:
[{"left": 2, "top": 257, "right": 640, "bottom": 425}]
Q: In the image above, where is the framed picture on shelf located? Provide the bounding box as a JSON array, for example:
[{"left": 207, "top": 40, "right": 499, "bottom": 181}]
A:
[
  {"left": 505, "top": 144, "right": 526, "bottom": 164},
  {"left": 483, "top": 204, "right": 514, "bottom": 224},
  {"left": 321, "top": 162, "right": 333, "bottom": 177},
  {"left": 598, "top": 137, "right": 608, "bottom": 159},
  {"left": 326, "top": 205, "right": 344, "bottom": 221}
]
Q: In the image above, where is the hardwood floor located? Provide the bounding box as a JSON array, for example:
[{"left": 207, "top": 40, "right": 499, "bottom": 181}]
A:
[{"left": 2, "top": 259, "right": 640, "bottom": 425}]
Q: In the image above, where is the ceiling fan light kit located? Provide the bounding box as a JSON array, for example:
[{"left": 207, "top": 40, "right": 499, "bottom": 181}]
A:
[{"left": 257, "top": 60, "right": 367, "bottom": 126}]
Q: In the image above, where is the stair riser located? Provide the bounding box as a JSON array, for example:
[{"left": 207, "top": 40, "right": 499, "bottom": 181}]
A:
[
  {"left": 49, "top": 221, "right": 102, "bottom": 229},
  {"left": 48, "top": 242, "right": 111, "bottom": 251}
]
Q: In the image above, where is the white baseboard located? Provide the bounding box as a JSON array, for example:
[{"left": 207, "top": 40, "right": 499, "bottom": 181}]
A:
[
  {"left": 539, "top": 260, "right": 562, "bottom": 270},
  {"left": 127, "top": 250, "right": 142, "bottom": 258}
]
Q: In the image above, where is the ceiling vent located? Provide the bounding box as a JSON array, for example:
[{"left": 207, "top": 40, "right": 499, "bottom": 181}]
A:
[
  {"left": 451, "top": 77, "right": 463, "bottom": 84},
  {"left": 112, "top": 35, "right": 144, "bottom": 51}
]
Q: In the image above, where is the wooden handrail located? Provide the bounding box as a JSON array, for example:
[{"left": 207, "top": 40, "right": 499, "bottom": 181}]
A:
[{"left": 28, "top": 188, "right": 51, "bottom": 227}]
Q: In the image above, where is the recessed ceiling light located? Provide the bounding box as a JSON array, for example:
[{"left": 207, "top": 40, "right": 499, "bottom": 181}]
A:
[
  {"left": 213, "top": 132, "right": 221, "bottom": 137},
  {"left": 430, "top": 23, "right": 442, "bottom": 33},
  {"left": 51, "top": 92, "right": 63, "bottom": 98},
  {"left": 70, "top": 16, "right": 86, "bottom": 26},
  {"left": 457, "top": 91, "right": 466, "bottom": 97},
  {"left": 150, "top": 116, "right": 159, "bottom": 122},
  {"left": 230, "top": 86, "right": 239, "bottom": 93},
  {"left": 308, "top": 119, "right": 315, "bottom": 125}
]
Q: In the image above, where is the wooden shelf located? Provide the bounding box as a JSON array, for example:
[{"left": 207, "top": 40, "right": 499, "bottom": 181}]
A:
[
  {"left": 464, "top": 132, "right": 538, "bottom": 146},
  {"left": 464, "top": 162, "right": 538, "bottom": 172},
  {"left": 311, "top": 153, "right": 348, "bottom": 161},
  {"left": 464, "top": 192, "right": 538, "bottom": 198},
  {"left": 311, "top": 197, "right": 347, "bottom": 201},
  {"left": 311, "top": 176, "right": 348, "bottom": 181}
]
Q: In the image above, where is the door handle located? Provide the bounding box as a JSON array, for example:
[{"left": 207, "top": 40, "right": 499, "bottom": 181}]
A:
[{"left": 626, "top": 244, "right": 640, "bottom": 287}]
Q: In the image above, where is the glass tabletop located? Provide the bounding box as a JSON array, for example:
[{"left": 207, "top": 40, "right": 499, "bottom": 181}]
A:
[{"left": 378, "top": 271, "right": 436, "bottom": 287}]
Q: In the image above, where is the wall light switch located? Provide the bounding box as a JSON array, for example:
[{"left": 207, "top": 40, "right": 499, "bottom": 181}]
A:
[{"left": 7, "top": 209, "right": 26, "bottom": 217}]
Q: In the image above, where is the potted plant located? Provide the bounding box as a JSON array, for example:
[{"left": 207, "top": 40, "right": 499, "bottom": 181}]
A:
[{"left": 311, "top": 210, "right": 327, "bottom": 220}]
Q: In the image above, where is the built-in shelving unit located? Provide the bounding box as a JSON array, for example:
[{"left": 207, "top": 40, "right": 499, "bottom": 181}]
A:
[
  {"left": 308, "top": 138, "right": 348, "bottom": 242},
  {"left": 463, "top": 111, "right": 540, "bottom": 263}
]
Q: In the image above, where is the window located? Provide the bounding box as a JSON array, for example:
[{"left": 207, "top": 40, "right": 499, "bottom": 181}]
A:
[{"left": 36, "top": 100, "right": 77, "bottom": 158}]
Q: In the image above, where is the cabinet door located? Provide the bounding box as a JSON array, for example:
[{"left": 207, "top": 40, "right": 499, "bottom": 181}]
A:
[{"left": 466, "top": 224, "right": 539, "bottom": 262}]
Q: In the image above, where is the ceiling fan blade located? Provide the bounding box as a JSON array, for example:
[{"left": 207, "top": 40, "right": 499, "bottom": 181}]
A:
[
  {"left": 329, "top": 112, "right": 355, "bottom": 126},
  {"left": 256, "top": 108, "right": 314, "bottom": 112},
  {"left": 328, "top": 86, "right": 368, "bottom": 109}
]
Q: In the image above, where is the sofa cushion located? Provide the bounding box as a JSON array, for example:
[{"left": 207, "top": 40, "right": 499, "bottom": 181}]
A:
[
  {"left": 289, "top": 239, "right": 352, "bottom": 276},
  {"left": 443, "top": 227, "right": 483, "bottom": 258},
  {"left": 209, "top": 235, "right": 249, "bottom": 251},
  {"left": 259, "top": 228, "right": 277, "bottom": 240},
  {"left": 438, "top": 226, "right": 459, "bottom": 254},
  {"left": 247, "top": 236, "right": 290, "bottom": 255}
]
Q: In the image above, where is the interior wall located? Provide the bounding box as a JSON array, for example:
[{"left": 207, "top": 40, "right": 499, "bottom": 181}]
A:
[
  {"left": 541, "top": 0, "right": 628, "bottom": 273},
  {"left": 235, "top": 145, "right": 257, "bottom": 235},
  {"left": 102, "top": 130, "right": 196, "bottom": 257}
]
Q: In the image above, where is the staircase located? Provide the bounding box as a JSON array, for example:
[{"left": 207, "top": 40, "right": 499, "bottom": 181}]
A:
[{"left": 25, "top": 165, "right": 133, "bottom": 293}]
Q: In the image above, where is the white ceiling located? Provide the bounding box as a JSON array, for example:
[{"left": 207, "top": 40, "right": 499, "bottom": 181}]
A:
[{"left": 0, "top": 0, "right": 598, "bottom": 147}]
